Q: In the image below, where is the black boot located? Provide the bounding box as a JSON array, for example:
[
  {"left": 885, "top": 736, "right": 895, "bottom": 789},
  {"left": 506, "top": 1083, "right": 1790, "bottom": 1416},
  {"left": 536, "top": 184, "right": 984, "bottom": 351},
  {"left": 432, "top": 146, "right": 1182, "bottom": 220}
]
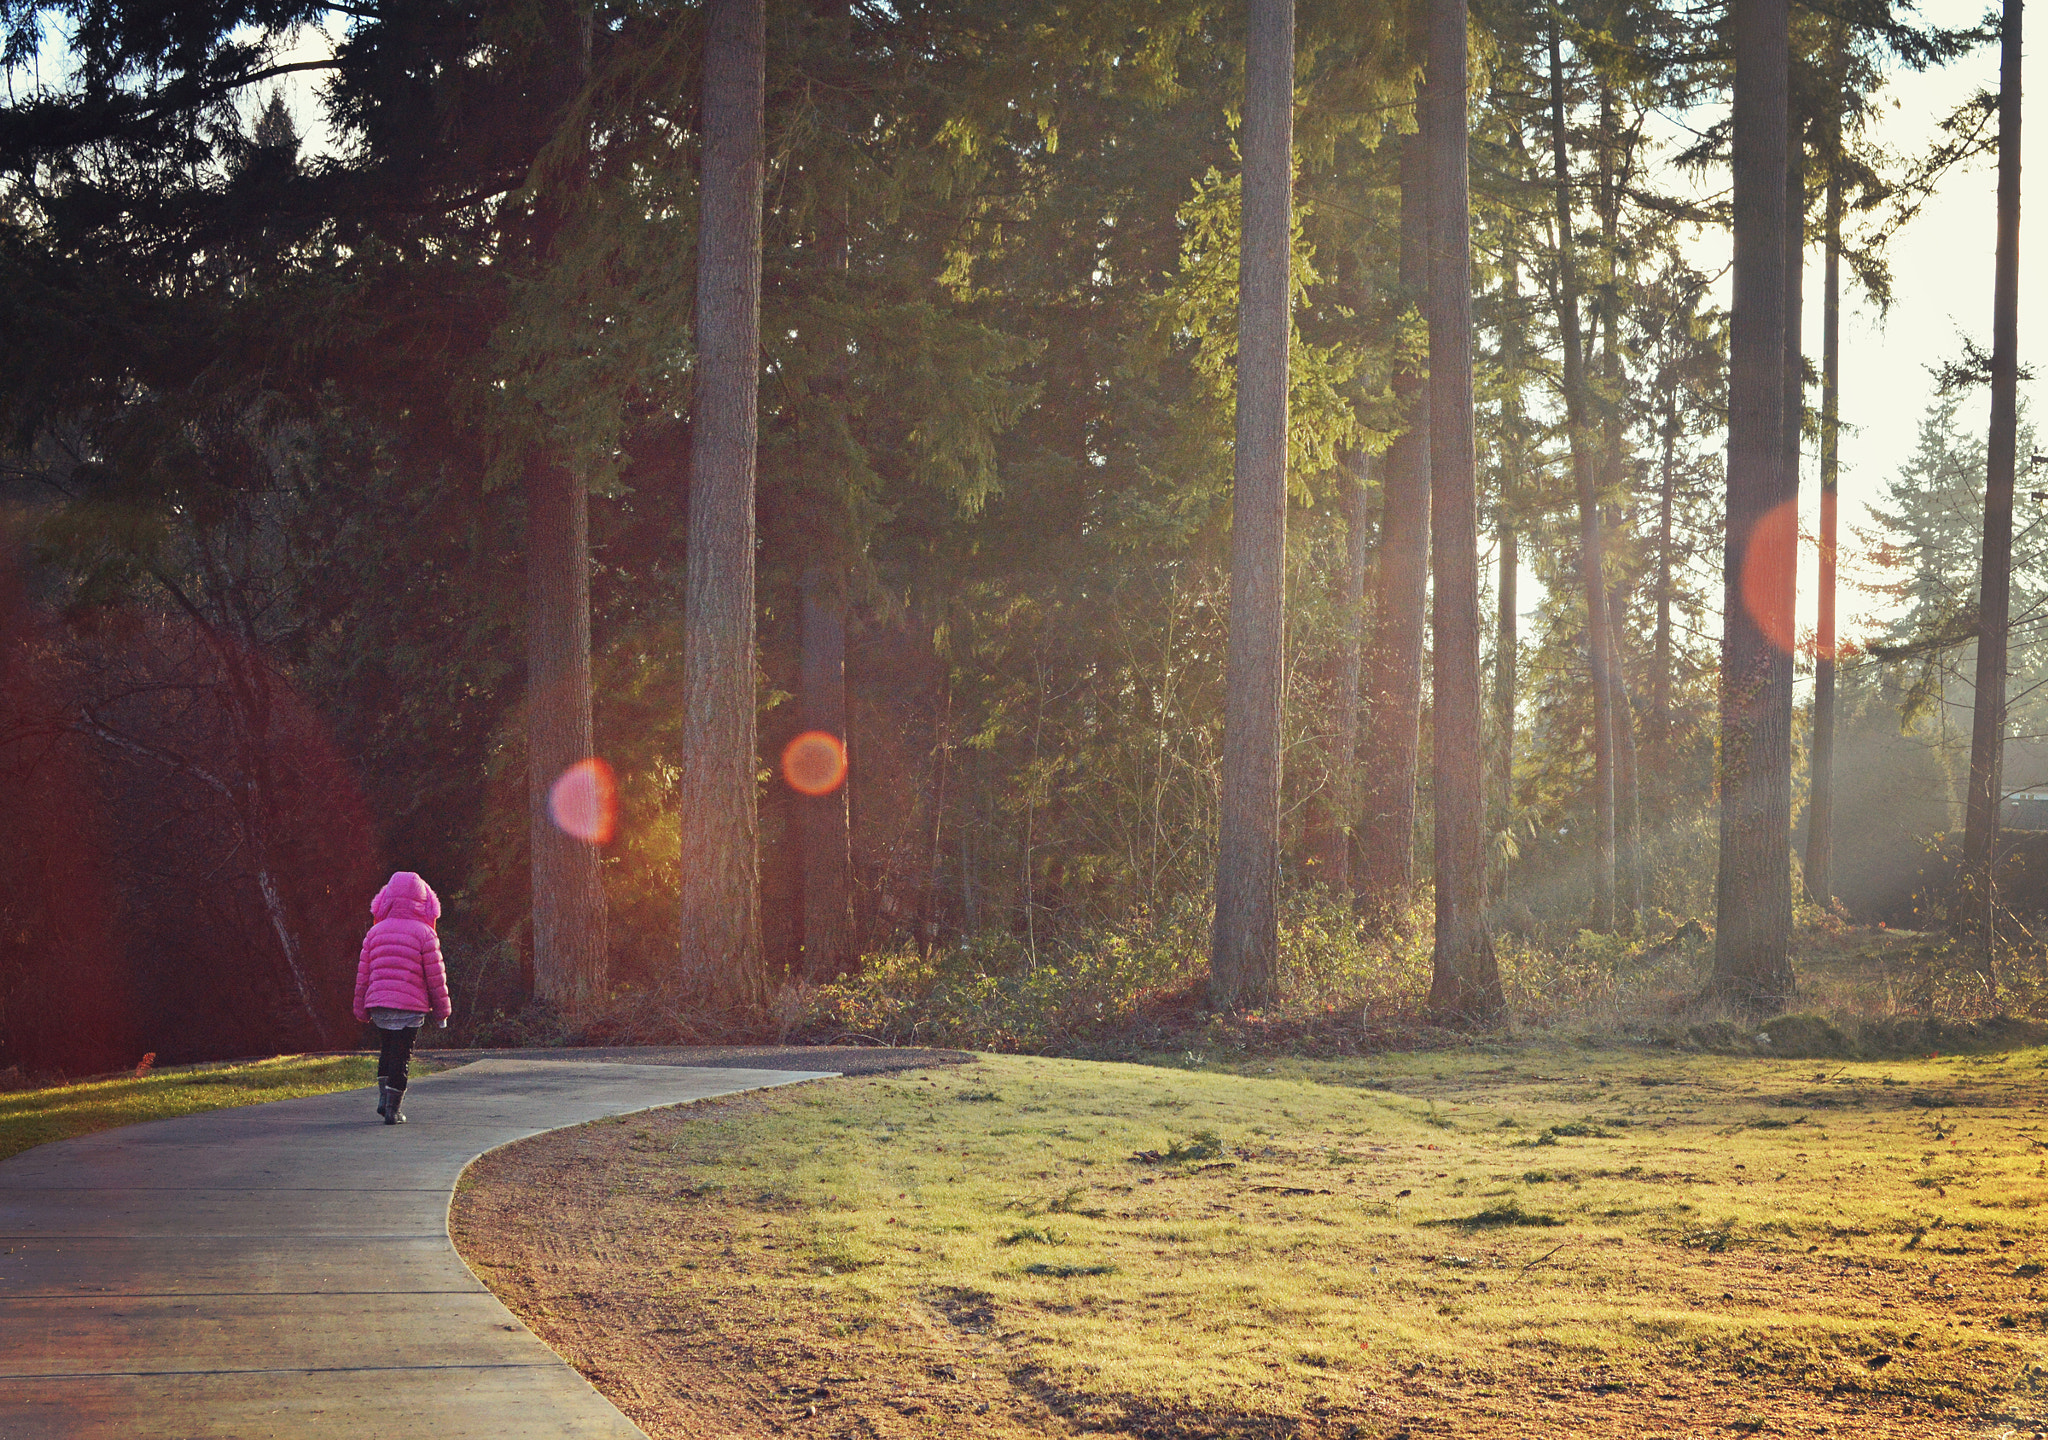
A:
[
  {"left": 384, "top": 1081, "right": 406, "bottom": 1125},
  {"left": 376, "top": 1080, "right": 390, "bottom": 1119}
]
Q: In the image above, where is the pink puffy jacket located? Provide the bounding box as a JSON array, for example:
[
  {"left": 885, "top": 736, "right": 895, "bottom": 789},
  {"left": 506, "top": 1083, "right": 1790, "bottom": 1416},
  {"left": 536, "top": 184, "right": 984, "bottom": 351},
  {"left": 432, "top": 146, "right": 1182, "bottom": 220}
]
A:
[{"left": 352, "top": 872, "right": 451, "bottom": 1022}]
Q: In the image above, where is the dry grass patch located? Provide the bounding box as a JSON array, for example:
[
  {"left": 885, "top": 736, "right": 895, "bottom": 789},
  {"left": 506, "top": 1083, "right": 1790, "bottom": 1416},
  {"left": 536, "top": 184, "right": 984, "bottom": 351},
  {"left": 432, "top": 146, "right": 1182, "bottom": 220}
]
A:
[
  {"left": 451, "top": 1047, "right": 2048, "bottom": 1438},
  {"left": 0, "top": 1053, "right": 389, "bottom": 1161}
]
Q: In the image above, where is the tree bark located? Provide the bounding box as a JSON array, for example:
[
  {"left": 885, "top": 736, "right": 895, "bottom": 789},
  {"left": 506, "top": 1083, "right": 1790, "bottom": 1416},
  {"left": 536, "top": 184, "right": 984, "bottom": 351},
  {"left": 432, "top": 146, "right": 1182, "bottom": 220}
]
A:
[
  {"left": 679, "top": 0, "right": 767, "bottom": 1012},
  {"left": 1304, "top": 455, "right": 1370, "bottom": 890},
  {"left": 1424, "top": 0, "right": 1500, "bottom": 1020},
  {"left": 916, "top": 668, "right": 953, "bottom": 958},
  {"left": 1962, "top": 0, "right": 2025, "bottom": 953},
  {"left": 1493, "top": 515, "right": 1517, "bottom": 896},
  {"left": 1353, "top": 124, "right": 1431, "bottom": 921},
  {"left": 527, "top": 457, "right": 609, "bottom": 1014},
  {"left": 521, "top": 0, "right": 607, "bottom": 1017},
  {"left": 1210, "top": 0, "right": 1293, "bottom": 1010},
  {"left": 1778, "top": 109, "right": 1806, "bottom": 909},
  {"left": 1547, "top": 23, "right": 1616, "bottom": 932},
  {"left": 1784, "top": 110, "right": 1807, "bottom": 668},
  {"left": 1492, "top": 229, "right": 1528, "bottom": 898},
  {"left": 1650, "top": 387, "right": 1679, "bottom": 756},
  {"left": 1595, "top": 84, "right": 1641, "bottom": 929},
  {"left": 1806, "top": 59, "right": 1844, "bottom": 911},
  {"left": 1607, "top": 582, "right": 1643, "bottom": 923},
  {"left": 1712, "top": 0, "right": 1796, "bottom": 1014},
  {"left": 797, "top": 565, "right": 854, "bottom": 981}
]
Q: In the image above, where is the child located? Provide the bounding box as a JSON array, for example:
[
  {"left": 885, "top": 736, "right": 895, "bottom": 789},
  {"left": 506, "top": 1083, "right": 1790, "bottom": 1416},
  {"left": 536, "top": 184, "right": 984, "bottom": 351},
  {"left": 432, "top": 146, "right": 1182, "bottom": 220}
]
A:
[{"left": 352, "top": 871, "right": 451, "bottom": 1125}]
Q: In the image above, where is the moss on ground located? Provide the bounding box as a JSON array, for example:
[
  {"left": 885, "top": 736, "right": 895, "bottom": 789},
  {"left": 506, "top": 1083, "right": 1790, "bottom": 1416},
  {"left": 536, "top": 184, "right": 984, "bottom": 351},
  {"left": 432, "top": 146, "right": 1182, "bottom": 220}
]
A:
[
  {"left": 457, "top": 1044, "right": 2048, "bottom": 1437},
  {"left": 0, "top": 1054, "right": 388, "bottom": 1161}
]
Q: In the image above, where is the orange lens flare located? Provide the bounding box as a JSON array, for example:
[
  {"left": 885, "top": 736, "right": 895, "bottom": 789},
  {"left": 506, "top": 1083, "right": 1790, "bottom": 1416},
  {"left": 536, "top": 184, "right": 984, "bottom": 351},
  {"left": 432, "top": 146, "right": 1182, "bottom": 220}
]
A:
[
  {"left": 782, "top": 731, "right": 849, "bottom": 797},
  {"left": 548, "top": 757, "right": 618, "bottom": 844},
  {"left": 1739, "top": 497, "right": 1801, "bottom": 655}
]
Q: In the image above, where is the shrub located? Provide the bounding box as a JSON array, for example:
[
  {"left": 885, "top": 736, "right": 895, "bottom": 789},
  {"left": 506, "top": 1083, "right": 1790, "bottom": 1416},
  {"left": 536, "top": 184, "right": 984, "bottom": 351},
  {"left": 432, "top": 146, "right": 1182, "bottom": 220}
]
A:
[{"left": 793, "top": 889, "right": 1442, "bottom": 1054}]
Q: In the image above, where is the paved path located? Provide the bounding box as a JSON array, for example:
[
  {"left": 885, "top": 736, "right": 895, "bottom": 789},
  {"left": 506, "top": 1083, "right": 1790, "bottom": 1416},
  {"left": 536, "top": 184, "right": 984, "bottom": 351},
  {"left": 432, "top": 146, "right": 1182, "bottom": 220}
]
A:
[{"left": 0, "top": 1058, "right": 835, "bottom": 1439}]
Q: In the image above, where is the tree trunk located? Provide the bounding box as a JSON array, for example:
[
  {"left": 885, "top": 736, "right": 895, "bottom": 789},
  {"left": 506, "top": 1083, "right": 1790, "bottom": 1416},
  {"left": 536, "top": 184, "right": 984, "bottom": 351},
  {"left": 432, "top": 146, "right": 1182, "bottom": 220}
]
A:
[
  {"left": 1595, "top": 86, "right": 1641, "bottom": 930},
  {"left": 1547, "top": 22, "right": 1616, "bottom": 932},
  {"left": 1210, "top": 0, "right": 1293, "bottom": 1011},
  {"left": 527, "top": 458, "right": 609, "bottom": 1014},
  {"left": 1304, "top": 454, "right": 1370, "bottom": 890},
  {"left": 797, "top": 565, "right": 853, "bottom": 981},
  {"left": 1353, "top": 124, "right": 1431, "bottom": 921},
  {"left": 916, "top": 668, "right": 953, "bottom": 958},
  {"left": 522, "top": 1, "right": 607, "bottom": 1018},
  {"left": 1806, "top": 64, "right": 1844, "bottom": 911},
  {"left": 797, "top": 115, "right": 858, "bottom": 983},
  {"left": 1607, "top": 582, "right": 1643, "bottom": 923},
  {"left": 1780, "top": 112, "right": 1806, "bottom": 899},
  {"left": 1492, "top": 213, "right": 1529, "bottom": 898},
  {"left": 1783, "top": 112, "right": 1807, "bottom": 630},
  {"left": 1712, "top": 0, "right": 1796, "bottom": 1014},
  {"left": 679, "top": 0, "right": 767, "bottom": 1012},
  {"left": 1493, "top": 515, "right": 1517, "bottom": 897},
  {"left": 1650, "top": 388, "right": 1678, "bottom": 756},
  {"left": 960, "top": 780, "right": 979, "bottom": 935},
  {"left": 1962, "top": 0, "right": 2025, "bottom": 954},
  {"left": 1424, "top": 0, "right": 1500, "bottom": 1020}
]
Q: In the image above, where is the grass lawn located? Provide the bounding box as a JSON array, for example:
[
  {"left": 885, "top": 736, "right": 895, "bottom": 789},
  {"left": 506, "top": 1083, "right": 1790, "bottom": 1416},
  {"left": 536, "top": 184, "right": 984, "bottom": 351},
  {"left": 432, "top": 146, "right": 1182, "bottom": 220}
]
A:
[
  {"left": 0, "top": 1053, "right": 392, "bottom": 1161},
  {"left": 453, "top": 1044, "right": 2048, "bottom": 1439}
]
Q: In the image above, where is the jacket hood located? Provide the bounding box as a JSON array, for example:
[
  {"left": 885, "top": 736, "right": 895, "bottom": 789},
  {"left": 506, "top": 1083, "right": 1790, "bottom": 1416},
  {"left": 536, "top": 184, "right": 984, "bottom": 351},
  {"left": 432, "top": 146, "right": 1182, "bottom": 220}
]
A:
[{"left": 372, "top": 871, "right": 442, "bottom": 924}]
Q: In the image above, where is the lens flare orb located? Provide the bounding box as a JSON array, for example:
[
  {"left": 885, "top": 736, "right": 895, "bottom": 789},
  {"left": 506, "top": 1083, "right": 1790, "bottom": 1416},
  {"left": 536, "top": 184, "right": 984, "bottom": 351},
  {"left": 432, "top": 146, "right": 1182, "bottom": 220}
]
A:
[
  {"left": 549, "top": 757, "right": 618, "bottom": 844},
  {"left": 1739, "top": 497, "right": 1801, "bottom": 655},
  {"left": 782, "top": 731, "right": 848, "bottom": 797}
]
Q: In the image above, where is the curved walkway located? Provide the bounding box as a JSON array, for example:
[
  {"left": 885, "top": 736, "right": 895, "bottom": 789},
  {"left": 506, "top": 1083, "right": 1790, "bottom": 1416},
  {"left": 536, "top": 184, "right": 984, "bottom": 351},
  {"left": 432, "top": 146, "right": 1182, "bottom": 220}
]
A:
[{"left": 0, "top": 1058, "right": 837, "bottom": 1439}]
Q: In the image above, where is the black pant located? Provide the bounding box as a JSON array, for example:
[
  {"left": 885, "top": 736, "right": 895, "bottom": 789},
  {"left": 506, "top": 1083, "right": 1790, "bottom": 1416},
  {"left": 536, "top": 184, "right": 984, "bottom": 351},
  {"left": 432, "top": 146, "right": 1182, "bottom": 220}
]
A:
[{"left": 377, "top": 1025, "right": 418, "bottom": 1089}]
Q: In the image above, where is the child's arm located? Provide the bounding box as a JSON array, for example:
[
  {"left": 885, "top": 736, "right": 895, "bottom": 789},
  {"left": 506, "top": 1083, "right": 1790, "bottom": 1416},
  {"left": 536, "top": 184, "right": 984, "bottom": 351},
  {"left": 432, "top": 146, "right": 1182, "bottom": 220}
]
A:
[
  {"left": 353, "top": 929, "right": 373, "bottom": 1023},
  {"left": 422, "top": 928, "right": 452, "bottom": 1025}
]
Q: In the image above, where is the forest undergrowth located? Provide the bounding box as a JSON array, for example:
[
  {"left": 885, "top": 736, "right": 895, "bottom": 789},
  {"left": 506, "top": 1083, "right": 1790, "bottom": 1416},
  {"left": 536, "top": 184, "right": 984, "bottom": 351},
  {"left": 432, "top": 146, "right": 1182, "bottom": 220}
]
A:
[{"left": 443, "top": 894, "right": 2048, "bottom": 1066}]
